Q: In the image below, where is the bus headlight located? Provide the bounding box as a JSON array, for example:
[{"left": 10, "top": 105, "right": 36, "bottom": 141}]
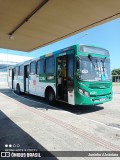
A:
[
  {"left": 84, "top": 91, "right": 90, "bottom": 97},
  {"left": 78, "top": 88, "right": 84, "bottom": 94},
  {"left": 78, "top": 88, "right": 90, "bottom": 97}
]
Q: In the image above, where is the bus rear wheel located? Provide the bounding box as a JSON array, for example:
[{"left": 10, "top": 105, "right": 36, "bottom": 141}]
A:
[
  {"left": 16, "top": 84, "right": 21, "bottom": 95},
  {"left": 46, "top": 89, "right": 56, "bottom": 105}
]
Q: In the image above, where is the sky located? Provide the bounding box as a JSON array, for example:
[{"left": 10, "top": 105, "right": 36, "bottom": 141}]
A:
[{"left": 0, "top": 18, "right": 120, "bottom": 70}]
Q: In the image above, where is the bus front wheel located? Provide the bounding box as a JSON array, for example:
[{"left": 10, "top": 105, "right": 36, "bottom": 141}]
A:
[{"left": 46, "top": 89, "right": 56, "bottom": 105}]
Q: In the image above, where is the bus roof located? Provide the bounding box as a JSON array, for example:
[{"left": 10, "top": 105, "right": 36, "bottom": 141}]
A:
[{"left": 9, "top": 44, "right": 109, "bottom": 68}]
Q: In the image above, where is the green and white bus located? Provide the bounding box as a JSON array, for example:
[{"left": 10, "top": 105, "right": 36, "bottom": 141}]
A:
[{"left": 8, "top": 44, "right": 112, "bottom": 105}]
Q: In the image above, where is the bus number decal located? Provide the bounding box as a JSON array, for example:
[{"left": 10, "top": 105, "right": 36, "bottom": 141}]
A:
[
  {"left": 39, "top": 77, "right": 46, "bottom": 81},
  {"left": 33, "top": 80, "right": 36, "bottom": 85}
]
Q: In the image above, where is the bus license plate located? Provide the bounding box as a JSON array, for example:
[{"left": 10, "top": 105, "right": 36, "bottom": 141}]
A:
[{"left": 100, "top": 98, "right": 105, "bottom": 102}]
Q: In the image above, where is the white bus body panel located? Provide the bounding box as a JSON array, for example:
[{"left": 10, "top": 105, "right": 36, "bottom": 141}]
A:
[
  {"left": 29, "top": 75, "right": 37, "bottom": 95},
  {"left": 28, "top": 75, "right": 56, "bottom": 97},
  {"left": 26, "top": 78, "right": 29, "bottom": 92},
  {"left": 68, "top": 90, "right": 75, "bottom": 105}
]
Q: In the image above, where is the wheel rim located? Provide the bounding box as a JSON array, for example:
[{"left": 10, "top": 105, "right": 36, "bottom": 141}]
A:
[
  {"left": 48, "top": 92, "right": 54, "bottom": 101},
  {"left": 17, "top": 86, "right": 20, "bottom": 94}
]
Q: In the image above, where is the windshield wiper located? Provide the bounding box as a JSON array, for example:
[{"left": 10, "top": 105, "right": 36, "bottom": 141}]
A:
[
  {"left": 88, "top": 54, "right": 96, "bottom": 68},
  {"left": 103, "top": 56, "right": 107, "bottom": 62},
  {"left": 101, "top": 57, "right": 107, "bottom": 72},
  {"left": 88, "top": 54, "right": 102, "bottom": 80}
]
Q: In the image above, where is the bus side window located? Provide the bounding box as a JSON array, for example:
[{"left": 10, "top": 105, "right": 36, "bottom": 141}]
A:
[
  {"left": 9, "top": 69, "right": 12, "bottom": 77},
  {"left": 45, "top": 56, "right": 54, "bottom": 74},
  {"left": 14, "top": 67, "right": 18, "bottom": 76},
  {"left": 37, "top": 59, "right": 44, "bottom": 75},
  {"left": 20, "top": 65, "right": 24, "bottom": 76},
  {"left": 30, "top": 61, "right": 36, "bottom": 75},
  {"left": 18, "top": 65, "right": 23, "bottom": 76},
  {"left": 18, "top": 66, "right": 20, "bottom": 76}
]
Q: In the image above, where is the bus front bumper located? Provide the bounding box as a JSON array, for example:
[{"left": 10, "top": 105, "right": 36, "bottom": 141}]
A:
[{"left": 75, "top": 92, "right": 112, "bottom": 105}]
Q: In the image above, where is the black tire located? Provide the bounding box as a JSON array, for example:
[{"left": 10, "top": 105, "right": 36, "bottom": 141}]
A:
[
  {"left": 46, "top": 89, "right": 56, "bottom": 105},
  {"left": 16, "top": 84, "right": 21, "bottom": 95}
]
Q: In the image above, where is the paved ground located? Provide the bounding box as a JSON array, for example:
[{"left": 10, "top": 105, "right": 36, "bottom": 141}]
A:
[{"left": 0, "top": 83, "right": 120, "bottom": 160}]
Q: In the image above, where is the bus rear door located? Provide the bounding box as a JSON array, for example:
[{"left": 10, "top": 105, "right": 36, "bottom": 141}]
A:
[{"left": 24, "top": 65, "right": 29, "bottom": 92}]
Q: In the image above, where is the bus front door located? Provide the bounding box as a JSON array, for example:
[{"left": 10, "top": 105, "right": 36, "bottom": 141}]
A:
[
  {"left": 56, "top": 55, "right": 67, "bottom": 102},
  {"left": 24, "top": 65, "right": 29, "bottom": 92},
  {"left": 56, "top": 52, "right": 74, "bottom": 105},
  {"left": 67, "top": 53, "right": 75, "bottom": 105}
]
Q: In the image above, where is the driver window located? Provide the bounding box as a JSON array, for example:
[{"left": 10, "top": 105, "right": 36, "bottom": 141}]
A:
[{"left": 76, "top": 59, "right": 80, "bottom": 70}]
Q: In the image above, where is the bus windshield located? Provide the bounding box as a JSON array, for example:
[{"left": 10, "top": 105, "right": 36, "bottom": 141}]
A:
[{"left": 78, "top": 56, "right": 111, "bottom": 81}]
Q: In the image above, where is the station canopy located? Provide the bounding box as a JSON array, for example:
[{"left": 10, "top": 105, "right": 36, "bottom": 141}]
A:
[{"left": 0, "top": 0, "right": 120, "bottom": 52}]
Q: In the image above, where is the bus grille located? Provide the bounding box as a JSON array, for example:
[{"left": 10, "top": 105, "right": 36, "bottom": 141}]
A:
[{"left": 89, "top": 83, "right": 111, "bottom": 89}]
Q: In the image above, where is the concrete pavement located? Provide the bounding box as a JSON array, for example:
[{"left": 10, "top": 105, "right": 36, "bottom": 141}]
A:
[{"left": 0, "top": 84, "right": 120, "bottom": 160}]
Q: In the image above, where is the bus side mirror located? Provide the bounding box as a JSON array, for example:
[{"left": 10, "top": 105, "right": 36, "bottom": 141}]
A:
[
  {"left": 76, "top": 57, "right": 81, "bottom": 80},
  {"left": 76, "top": 71, "right": 81, "bottom": 80}
]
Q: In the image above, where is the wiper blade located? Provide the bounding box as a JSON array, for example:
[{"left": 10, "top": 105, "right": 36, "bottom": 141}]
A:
[
  {"left": 101, "top": 56, "right": 107, "bottom": 63},
  {"left": 101, "top": 57, "right": 107, "bottom": 72},
  {"left": 88, "top": 54, "right": 96, "bottom": 68}
]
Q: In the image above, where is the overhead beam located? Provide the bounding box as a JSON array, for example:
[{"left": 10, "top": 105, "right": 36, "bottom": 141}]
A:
[
  {"left": 8, "top": 0, "right": 49, "bottom": 36},
  {"left": 0, "top": 0, "right": 120, "bottom": 52}
]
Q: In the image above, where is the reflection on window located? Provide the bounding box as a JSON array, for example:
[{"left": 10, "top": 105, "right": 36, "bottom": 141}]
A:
[
  {"left": 14, "top": 67, "right": 19, "bottom": 76},
  {"left": 18, "top": 65, "right": 23, "bottom": 76},
  {"left": 30, "top": 61, "right": 36, "bottom": 75},
  {"left": 37, "top": 59, "right": 44, "bottom": 74}
]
